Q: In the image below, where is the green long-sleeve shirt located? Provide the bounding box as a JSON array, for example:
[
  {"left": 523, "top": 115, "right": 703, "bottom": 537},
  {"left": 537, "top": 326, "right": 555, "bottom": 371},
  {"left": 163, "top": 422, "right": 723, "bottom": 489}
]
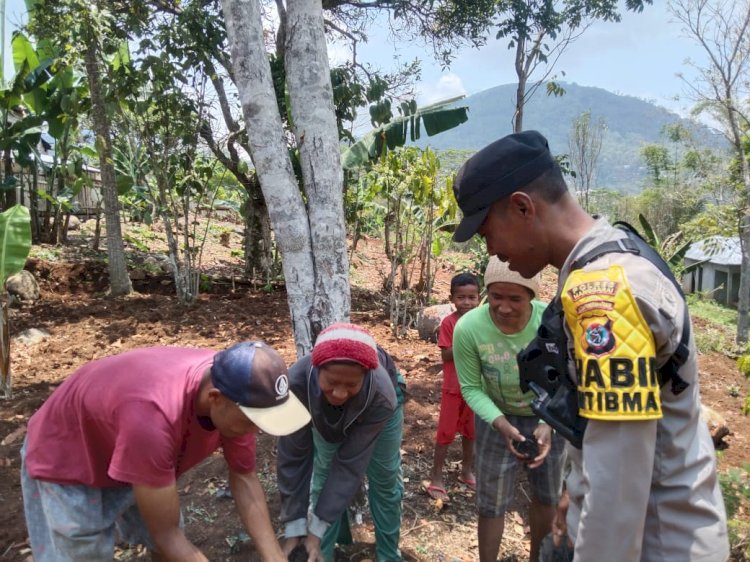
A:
[{"left": 453, "top": 301, "right": 546, "bottom": 424}]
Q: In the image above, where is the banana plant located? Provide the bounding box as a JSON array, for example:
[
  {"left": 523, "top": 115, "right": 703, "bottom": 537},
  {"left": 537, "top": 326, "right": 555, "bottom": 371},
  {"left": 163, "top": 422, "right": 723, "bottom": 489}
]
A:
[
  {"left": 637, "top": 213, "right": 705, "bottom": 275},
  {"left": 0, "top": 204, "right": 32, "bottom": 398},
  {"left": 341, "top": 96, "right": 469, "bottom": 170}
]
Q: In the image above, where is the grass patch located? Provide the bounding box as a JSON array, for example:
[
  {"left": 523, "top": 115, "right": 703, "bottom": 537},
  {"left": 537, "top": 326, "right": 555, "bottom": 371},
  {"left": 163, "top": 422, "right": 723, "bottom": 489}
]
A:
[
  {"left": 694, "top": 325, "right": 732, "bottom": 354},
  {"left": 687, "top": 294, "right": 737, "bottom": 328},
  {"left": 30, "top": 246, "right": 63, "bottom": 261}
]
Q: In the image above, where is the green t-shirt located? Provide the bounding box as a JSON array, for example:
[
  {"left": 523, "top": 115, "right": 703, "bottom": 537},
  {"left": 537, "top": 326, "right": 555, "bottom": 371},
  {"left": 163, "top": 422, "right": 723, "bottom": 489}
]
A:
[{"left": 453, "top": 300, "right": 546, "bottom": 424}]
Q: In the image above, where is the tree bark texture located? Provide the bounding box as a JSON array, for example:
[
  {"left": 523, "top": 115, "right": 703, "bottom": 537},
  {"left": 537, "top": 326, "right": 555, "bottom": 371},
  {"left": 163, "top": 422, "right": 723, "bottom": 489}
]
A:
[
  {"left": 243, "top": 173, "right": 273, "bottom": 281},
  {"left": 733, "top": 109, "right": 750, "bottom": 343},
  {"left": 0, "top": 302, "right": 10, "bottom": 398},
  {"left": 513, "top": 37, "right": 527, "bottom": 133},
  {"left": 285, "top": 0, "right": 351, "bottom": 339},
  {"left": 738, "top": 215, "right": 750, "bottom": 344},
  {"left": 84, "top": 41, "right": 132, "bottom": 297},
  {"left": 221, "top": 0, "right": 317, "bottom": 355}
]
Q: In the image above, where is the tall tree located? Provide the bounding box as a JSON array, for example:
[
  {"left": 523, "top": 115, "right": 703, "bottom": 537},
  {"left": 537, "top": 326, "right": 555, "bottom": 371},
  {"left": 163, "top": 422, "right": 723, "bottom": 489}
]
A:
[
  {"left": 568, "top": 110, "right": 605, "bottom": 213},
  {"left": 83, "top": 25, "right": 132, "bottom": 296},
  {"left": 431, "top": 0, "right": 652, "bottom": 132},
  {"left": 669, "top": 0, "right": 750, "bottom": 343},
  {"left": 221, "top": 0, "right": 348, "bottom": 355},
  {"left": 27, "top": 0, "right": 133, "bottom": 296}
]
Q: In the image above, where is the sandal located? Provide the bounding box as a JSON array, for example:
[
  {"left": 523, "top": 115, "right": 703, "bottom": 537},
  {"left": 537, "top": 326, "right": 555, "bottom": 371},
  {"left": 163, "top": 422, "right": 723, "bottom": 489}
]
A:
[
  {"left": 425, "top": 484, "right": 450, "bottom": 502},
  {"left": 457, "top": 475, "right": 476, "bottom": 490}
]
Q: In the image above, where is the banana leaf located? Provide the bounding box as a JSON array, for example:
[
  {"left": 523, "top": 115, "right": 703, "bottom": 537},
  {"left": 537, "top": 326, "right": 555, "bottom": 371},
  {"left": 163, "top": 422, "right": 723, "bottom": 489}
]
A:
[
  {"left": 0, "top": 205, "right": 32, "bottom": 286},
  {"left": 637, "top": 213, "right": 659, "bottom": 248},
  {"left": 342, "top": 99, "right": 469, "bottom": 170}
]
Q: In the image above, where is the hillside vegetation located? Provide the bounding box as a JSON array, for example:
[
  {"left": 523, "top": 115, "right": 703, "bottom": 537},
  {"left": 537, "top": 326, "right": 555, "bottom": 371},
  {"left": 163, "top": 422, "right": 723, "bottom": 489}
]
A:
[{"left": 416, "top": 82, "right": 728, "bottom": 192}]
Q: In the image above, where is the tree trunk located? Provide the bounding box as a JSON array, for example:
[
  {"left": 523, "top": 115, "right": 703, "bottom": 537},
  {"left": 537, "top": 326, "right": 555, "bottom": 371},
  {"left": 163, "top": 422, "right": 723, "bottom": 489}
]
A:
[
  {"left": 0, "top": 301, "right": 10, "bottom": 399},
  {"left": 84, "top": 41, "right": 132, "bottom": 297},
  {"left": 284, "top": 0, "right": 351, "bottom": 338},
  {"left": 513, "top": 38, "right": 527, "bottom": 133},
  {"left": 243, "top": 173, "right": 273, "bottom": 282},
  {"left": 2, "top": 148, "right": 16, "bottom": 211},
  {"left": 737, "top": 215, "right": 750, "bottom": 344},
  {"left": 221, "top": 0, "right": 317, "bottom": 356},
  {"left": 733, "top": 113, "right": 750, "bottom": 344}
]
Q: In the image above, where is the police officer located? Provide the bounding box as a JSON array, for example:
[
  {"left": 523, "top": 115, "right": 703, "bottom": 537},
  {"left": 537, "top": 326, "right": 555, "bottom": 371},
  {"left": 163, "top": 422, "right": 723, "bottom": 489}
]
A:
[{"left": 451, "top": 130, "right": 728, "bottom": 562}]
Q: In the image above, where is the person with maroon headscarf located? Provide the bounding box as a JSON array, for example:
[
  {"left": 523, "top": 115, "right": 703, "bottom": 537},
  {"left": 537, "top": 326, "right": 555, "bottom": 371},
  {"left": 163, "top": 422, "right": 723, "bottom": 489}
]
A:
[{"left": 277, "top": 323, "right": 406, "bottom": 562}]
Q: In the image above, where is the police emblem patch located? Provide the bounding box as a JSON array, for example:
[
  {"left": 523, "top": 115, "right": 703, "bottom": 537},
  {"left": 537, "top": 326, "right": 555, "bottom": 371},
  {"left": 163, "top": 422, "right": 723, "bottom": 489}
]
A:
[{"left": 580, "top": 315, "right": 615, "bottom": 356}]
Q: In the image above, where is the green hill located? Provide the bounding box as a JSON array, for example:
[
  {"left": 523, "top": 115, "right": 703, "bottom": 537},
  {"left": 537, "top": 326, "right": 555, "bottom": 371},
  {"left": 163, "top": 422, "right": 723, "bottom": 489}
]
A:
[{"left": 415, "top": 82, "right": 728, "bottom": 192}]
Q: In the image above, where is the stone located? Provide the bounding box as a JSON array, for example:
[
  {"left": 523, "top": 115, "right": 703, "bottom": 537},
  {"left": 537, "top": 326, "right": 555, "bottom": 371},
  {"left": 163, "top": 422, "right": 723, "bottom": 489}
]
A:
[
  {"left": 14, "top": 328, "right": 50, "bottom": 346},
  {"left": 67, "top": 215, "right": 81, "bottom": 230},
  {"left": 6, "top": 270, "right": 40, "bottom": 305},
  {"left": 129, "top": 269, "right": 146, "bottom": 281},
  {"left": 416, "top": 303, "right": 455, "bottom": 343},
  {"left": 701, "top": 404, "right": 730, "bottom": 447}
]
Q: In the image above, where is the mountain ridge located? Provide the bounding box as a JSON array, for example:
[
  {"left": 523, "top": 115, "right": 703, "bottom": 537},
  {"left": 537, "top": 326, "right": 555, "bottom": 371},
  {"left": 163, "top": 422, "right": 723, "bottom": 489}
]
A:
[{"left": 414, "top": 82, "right": 727, "bottom": 192}]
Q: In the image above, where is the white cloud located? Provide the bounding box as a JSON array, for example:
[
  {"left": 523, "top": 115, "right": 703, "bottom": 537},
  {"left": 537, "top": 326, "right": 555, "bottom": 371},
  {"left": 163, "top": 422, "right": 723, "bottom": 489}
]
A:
[{"left": 417, "top": 73, "right": 467, "bottom": 106}]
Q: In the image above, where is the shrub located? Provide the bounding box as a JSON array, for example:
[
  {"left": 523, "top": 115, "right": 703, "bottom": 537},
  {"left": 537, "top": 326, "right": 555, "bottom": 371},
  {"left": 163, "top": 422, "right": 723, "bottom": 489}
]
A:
[{"left": 720, "top": 466, "right": 750, "bottom": 560}]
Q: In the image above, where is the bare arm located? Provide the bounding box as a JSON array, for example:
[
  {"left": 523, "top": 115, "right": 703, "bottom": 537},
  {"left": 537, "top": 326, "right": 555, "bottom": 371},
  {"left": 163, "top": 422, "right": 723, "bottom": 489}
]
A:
[
  {"left": 132, "top": 483, "right": 208, "bottom": 562},
  {"left": 229, "top": 469, "right": 286, "bottom": 562},
  {"left": 440, "top": 347, "right": 453, "bottom": 363}
]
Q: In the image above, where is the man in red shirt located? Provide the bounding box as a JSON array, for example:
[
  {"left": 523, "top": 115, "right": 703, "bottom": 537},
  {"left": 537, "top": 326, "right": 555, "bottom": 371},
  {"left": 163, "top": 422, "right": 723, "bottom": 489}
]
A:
[{"left": 21, "top": 341, "right": 310, "bottom": 562}]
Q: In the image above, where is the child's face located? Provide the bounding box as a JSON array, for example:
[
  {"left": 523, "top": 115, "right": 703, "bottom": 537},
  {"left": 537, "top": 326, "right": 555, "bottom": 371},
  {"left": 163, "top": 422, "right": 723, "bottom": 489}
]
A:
[{"left": 450, "top": 284, "right": 480, "bottom": 316}]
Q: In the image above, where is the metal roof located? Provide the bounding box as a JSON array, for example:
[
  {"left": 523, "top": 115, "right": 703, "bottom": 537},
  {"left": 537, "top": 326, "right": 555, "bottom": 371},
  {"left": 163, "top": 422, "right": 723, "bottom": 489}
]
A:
[{"left": 684, "top": 235, "right": 741, "bottom": 266}]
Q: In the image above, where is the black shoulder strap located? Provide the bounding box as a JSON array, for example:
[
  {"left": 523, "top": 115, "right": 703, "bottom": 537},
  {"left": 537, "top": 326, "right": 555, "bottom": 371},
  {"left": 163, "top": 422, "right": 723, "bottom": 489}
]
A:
[{"left": 570, "top": 221, "right": 690, "bottom": 395}]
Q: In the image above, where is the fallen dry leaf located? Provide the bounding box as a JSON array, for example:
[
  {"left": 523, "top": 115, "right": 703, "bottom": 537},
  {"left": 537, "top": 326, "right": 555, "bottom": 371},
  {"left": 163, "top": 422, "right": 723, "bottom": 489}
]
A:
[{"left": 1, "top": 425, "right": 27, "bottom": 446}]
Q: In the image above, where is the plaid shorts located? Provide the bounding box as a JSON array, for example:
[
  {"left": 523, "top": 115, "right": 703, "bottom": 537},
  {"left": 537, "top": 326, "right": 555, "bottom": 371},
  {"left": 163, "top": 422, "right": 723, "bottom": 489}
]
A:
[{"left": 475, "top": 414, "right": 566, "bottom": 518}]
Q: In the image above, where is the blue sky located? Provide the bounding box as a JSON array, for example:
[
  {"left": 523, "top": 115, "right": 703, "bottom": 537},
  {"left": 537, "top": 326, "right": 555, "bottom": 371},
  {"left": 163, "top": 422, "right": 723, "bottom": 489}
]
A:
[
  {"left": 345, "top": 2, "right": 707, "bottom": 119},
  {"left": 2, "top": 0, "right": 27, "bottom": 82},
  {"left": 4, "top": 0, "right": 707, "bottom": 123}
]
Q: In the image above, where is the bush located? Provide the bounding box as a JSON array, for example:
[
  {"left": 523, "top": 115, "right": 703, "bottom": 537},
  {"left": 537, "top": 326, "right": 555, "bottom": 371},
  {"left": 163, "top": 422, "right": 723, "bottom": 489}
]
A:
[{"left": 720, "top": 466, "right": 750, "bottom": 560}]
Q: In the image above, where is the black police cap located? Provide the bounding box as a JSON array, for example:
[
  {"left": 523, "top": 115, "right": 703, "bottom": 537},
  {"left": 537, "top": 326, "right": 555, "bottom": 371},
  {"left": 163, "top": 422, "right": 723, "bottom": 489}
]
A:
[{"left": 452, "top": 130, "right": 555, "bottom": 242}]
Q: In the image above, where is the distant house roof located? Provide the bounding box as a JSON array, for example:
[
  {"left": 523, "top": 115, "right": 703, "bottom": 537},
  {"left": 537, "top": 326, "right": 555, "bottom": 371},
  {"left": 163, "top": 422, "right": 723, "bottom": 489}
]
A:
[{"left": 684, "top": 236, "right": 741, "bottom": 266}]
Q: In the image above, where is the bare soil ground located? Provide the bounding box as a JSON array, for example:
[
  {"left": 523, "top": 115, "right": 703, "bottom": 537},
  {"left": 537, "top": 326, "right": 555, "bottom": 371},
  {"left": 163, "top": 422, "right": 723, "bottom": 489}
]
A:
[{"left": 0, "top": 220, "right": 748, "bottom": 561}]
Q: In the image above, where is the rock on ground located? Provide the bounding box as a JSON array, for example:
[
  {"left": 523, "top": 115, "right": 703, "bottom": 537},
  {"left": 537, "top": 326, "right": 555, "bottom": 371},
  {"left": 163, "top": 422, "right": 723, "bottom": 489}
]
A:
[
  {"left": 416, "top": 303, "right": 455, "bottom": 343},
  {"left": 14, "top": 328, "right": 50, "bottom": 346},
  {"left": 6, "top": 271, "right": 40, "bottom": 305},
  {"left": 701, "top": 404, "right": 730, "bottom": 447}
]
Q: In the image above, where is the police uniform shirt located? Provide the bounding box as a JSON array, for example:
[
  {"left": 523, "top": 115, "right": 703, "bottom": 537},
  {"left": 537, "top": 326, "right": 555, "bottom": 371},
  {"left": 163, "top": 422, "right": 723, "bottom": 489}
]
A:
[{"left": 558, "top": 218, "right": 728, "bottom": 562}]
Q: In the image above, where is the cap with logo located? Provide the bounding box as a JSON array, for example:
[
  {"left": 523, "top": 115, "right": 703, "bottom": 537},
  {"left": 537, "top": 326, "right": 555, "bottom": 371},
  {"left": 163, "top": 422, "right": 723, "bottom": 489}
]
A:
[
  {"left": 453, "top": 130, "right": 556, "bottom": 243},
  {"left": 211, "top": 341, "right": 310, "bottom": 436}
]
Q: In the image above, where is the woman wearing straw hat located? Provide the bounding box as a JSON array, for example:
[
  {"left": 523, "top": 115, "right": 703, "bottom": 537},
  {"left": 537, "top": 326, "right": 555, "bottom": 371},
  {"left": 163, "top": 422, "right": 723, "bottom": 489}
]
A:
[
  {"left": 454, "top": 257, "right": 565, "bottom": 562},
  {"left": 277, "top": 323, "right": 405, "bottom": 562}
]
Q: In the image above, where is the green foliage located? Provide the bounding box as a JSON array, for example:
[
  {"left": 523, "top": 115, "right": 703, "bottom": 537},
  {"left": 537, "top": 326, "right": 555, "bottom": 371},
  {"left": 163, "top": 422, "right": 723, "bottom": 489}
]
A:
[
  {"left": 0, "top": 205, "right": 32, "bottom": 285},
  {"left": 736, "top": 355, "right": 750, "bottom": 378},
  {"left": 341, "top": 97, "right": 469, "bottom": 169},
  {"left": 199, "top": 273, "right": 212, "bottom": 293},
  {"left": 635, "top": 213, "right": 702, "bottom": 276},
  {"left": 681, "top": 204, "right": 740, "bottom": 243},
  {"left": 693, "top": 325, "right": 729, "bottom": 353},
  {"left": 719, "top": 465, "right": 750, "bottom": 559},
  {"left": 686, "top": 293, "right": 735, "bottom": 354},
  {"left": 687, "top": 294, "right": 737, "bottom": 328},
  {"left": 411, "top": 83, "right": 727, "bottom": 192},
  {"left": 721, "top": 465, "right": 750, "bottom": 519},
  {"left": 29, "top": 245, "right": 62, "bottom": 261},
  {"left": 355, "top": 147, "right": 456, "bottom": 334}
]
